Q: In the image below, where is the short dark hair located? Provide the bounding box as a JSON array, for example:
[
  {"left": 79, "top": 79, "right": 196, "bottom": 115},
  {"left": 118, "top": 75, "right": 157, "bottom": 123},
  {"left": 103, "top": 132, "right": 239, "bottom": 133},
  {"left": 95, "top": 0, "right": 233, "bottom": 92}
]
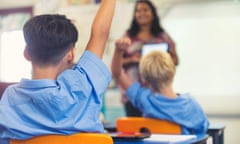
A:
[
  {"left": 127, "top": 0, "right": 164, "bottom": 38},
  {"left": 23, "top": 14, "right": 78, "bottom": 66}
]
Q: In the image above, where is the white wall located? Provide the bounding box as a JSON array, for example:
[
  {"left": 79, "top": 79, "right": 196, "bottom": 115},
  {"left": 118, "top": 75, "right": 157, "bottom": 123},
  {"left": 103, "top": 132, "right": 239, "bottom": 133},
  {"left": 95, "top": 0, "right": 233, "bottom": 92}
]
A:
[
  {"left": 56, "top": 1, "right": 135, "bottom": 66},
  {"left": 163, "top": 1, "right": 240, "bottom": 114}
]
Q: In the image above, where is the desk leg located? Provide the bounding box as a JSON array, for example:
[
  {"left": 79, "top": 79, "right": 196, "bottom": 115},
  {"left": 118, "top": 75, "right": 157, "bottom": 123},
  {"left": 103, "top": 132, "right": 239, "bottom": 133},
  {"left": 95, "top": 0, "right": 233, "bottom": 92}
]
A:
[
  {"left": 211, "top": 130, "right": 224, "bottom": 144},
  {"left": 219, "top": 131, "right": 224, "bottom": 144}
]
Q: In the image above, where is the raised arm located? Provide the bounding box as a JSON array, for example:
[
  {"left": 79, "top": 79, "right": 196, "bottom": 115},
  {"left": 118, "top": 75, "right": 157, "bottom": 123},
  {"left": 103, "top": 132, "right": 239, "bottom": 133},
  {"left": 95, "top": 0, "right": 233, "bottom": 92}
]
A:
[
  {"left": 86, "top": 0, "right": 116, "bottom": 58},
  {"left": 111, "top": 37, "right": 133, "bottom": 90}
]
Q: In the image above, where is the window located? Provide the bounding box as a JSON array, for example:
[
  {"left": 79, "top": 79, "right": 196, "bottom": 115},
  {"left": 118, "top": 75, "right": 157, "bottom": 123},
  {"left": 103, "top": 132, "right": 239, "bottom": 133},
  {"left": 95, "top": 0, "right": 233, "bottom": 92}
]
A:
[{"left": 0, "top": 7, "right": 32, "bottom": 82}]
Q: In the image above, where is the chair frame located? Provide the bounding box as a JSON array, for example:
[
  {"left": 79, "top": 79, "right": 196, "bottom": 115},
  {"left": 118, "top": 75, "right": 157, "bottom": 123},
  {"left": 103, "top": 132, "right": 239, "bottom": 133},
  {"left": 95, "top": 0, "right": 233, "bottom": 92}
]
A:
[{"left": 116, "top": 117, "right": 181, "bottom": 134}]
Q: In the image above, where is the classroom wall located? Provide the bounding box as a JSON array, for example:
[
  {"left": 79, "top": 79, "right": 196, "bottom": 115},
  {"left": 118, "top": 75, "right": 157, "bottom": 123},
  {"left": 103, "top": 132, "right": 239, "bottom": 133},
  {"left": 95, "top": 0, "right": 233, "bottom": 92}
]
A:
[
  {"left": 55, "top": 2, "right": 135, "bottom": 65},
  {"left": 163, "top": 1, "right": 240, "bottom": 115}
]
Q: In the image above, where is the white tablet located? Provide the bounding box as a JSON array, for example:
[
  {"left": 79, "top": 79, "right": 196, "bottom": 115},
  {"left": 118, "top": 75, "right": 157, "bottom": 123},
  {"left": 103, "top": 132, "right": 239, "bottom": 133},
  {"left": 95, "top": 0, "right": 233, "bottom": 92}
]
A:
[{"left": 141, "top": 43, "right": 168, "bottom": 56}]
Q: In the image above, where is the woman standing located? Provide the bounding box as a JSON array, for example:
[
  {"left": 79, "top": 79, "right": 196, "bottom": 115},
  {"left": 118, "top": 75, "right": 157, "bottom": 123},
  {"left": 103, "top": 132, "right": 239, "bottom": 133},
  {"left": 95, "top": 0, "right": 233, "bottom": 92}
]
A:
[{"left": 119, "top": 0, "right": 179, "bottom": 116}]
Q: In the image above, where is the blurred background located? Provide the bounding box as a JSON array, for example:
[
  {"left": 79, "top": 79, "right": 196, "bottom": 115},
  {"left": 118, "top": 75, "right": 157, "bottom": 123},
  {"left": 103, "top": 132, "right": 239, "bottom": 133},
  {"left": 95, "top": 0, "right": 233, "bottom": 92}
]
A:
[{"left": 0, "top": 0, "right": 239, "bottom": 143}]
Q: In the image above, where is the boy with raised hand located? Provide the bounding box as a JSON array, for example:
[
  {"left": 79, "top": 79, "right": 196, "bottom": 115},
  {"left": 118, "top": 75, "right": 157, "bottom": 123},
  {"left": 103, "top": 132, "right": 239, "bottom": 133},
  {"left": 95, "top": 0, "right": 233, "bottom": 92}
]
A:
[
  {"left": 111, "top": 37, "right": 209, "bottom": 135},
  {"left": 0, "top": 0, "right": 116, "bottom": 143}
]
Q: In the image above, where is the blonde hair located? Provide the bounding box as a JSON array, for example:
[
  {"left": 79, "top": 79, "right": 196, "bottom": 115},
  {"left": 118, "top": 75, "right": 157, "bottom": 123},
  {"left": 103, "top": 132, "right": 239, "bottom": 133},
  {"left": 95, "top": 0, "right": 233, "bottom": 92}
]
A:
[{"left": 139, "top": 51, "right": 176, "bottom": 91}]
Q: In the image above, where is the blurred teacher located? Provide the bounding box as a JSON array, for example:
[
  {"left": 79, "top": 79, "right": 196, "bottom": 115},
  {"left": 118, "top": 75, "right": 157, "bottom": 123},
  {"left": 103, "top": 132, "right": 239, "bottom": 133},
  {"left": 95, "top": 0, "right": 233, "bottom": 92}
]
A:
[{"left": 119, "top": 0, "right": 179, "bottom": 117}]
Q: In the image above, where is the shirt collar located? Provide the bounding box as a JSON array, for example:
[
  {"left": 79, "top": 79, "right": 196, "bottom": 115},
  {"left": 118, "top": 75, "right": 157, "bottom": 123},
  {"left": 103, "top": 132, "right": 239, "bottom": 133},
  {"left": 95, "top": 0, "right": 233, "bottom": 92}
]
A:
[{"left": 19, "top": 78, "right": 57, "bottom": 88}]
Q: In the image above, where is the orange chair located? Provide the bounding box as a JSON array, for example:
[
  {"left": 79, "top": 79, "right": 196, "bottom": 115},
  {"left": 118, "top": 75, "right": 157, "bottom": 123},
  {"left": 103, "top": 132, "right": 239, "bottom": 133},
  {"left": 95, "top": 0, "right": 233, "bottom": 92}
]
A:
[
  {"left": 10, "top": 133, "right": 113, "bottom": 144},
  {"left": 116, "top": 117, "right": 181, "bottom": 134}
]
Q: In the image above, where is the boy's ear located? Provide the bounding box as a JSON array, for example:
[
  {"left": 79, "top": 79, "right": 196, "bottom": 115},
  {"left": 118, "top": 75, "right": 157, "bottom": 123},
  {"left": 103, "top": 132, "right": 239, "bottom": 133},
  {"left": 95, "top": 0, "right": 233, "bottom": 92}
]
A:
[
  {"left": 23, "top": 47, "right": 31, "bottom": 61},
  {"left": 67, "top": 48, "right": 75, "bottom": 63}
]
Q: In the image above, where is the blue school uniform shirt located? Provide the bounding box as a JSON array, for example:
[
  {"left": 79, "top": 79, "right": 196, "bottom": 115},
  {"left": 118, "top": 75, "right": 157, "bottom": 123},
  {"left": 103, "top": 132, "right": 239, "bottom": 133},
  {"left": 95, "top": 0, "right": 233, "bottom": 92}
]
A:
[
  {"left": 126, "top": 82, "right": 209, "bottom": 135},
  {"left": 0, "top": 51, "right": 111, "bottom": 143}
]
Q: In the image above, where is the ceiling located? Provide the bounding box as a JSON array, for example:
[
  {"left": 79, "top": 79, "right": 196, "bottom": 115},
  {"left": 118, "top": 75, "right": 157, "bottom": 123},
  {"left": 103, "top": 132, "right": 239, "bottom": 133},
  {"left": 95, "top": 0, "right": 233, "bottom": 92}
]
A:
[
  {"left": 0, "top": 0, "right": 236, "bottom": 9},
  {"left": 0, "top": 0, "right": 238, "bottom": 16}
]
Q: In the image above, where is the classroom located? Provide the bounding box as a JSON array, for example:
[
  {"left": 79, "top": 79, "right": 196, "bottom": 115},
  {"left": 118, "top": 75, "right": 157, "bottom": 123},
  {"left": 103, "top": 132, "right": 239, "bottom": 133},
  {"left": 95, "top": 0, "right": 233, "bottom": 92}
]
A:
[{"left": 0, "top": 0, "right": 239, "bottom": 143}]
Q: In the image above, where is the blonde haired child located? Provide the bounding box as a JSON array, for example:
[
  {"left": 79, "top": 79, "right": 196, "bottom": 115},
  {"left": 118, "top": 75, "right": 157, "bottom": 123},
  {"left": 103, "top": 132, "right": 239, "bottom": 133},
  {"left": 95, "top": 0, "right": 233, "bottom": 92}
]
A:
[{"left": 111, "top": 37, "right": 209, "bottom": 135}]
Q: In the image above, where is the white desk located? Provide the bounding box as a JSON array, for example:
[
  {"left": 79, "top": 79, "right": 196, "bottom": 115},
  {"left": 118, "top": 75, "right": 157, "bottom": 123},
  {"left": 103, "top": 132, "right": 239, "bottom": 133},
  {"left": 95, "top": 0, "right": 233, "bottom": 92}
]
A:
[
  {"left": 114, "top": 134, "right": 204, "bottom": 144},
  {"left": 145, "top": 134, "right": 196, "bottom": 144}
]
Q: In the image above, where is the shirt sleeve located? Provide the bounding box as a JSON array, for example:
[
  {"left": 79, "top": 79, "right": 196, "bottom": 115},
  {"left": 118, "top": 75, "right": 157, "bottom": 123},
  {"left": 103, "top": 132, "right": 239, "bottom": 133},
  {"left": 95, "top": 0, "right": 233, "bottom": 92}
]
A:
[
  {"left": 74, "top": 51, "right": 111, "bottom": 97},
  {"left": 0, "top": 138, "right": 9, "bottom": 144},
  {"left": 125, "top": 82, "right": 151, "bottom": 110},
  {"left": 125, "top": 82, "right": 140, "bottom": 101}
]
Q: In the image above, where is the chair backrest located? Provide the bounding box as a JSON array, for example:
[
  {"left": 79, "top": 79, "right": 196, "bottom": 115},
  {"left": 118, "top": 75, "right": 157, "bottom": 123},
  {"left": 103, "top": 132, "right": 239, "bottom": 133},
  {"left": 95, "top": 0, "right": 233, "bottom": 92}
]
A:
[
  {"left": 116, "top": 117, "right": 181, "bottom": 134},
  {"left": 10, "top": 133, "right": 113, "bottom": 144},
  {"left": 0, "top": 82, "right": 15, "bottom": 98}
]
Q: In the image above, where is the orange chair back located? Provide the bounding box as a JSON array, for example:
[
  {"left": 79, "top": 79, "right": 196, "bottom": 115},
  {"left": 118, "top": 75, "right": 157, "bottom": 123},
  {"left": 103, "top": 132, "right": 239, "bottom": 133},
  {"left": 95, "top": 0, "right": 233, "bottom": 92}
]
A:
[
  {"left": 116, "top": 117, "right": 181, "bottom": 134},
  {"left": 10, "top": 133, "right": 113, "bottom": 144}
]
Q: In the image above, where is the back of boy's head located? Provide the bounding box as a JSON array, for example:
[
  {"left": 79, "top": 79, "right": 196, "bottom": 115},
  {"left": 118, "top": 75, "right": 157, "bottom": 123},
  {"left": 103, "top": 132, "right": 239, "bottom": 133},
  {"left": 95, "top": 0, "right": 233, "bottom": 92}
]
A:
[
  {"left": 23, "top": 14, "right": 78, "bottom": 66},
  {"left": 140, "top": 51, "right": 176, "bottom": 91}
]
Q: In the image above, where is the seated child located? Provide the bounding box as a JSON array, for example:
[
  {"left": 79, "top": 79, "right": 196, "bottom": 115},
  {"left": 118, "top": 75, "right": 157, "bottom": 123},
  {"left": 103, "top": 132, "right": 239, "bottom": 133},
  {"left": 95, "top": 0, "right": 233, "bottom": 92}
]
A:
[
  {"left": 0, "top": 0, "right": 116, "bottom": 143},
  {"left": 111, "top": 37, "right": 209, "bottom": 135}
]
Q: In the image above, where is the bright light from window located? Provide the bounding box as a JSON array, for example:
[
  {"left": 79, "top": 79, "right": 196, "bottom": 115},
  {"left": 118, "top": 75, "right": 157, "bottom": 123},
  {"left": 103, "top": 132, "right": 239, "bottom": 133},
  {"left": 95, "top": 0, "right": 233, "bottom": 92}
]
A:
[{"left": 0, "top": 30, "right": 31, "bottom": 82}]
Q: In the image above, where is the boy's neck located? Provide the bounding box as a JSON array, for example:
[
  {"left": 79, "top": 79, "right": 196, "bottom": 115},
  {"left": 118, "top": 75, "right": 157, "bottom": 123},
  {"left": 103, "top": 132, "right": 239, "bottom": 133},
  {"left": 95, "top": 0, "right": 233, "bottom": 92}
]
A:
[
  {"left": 158, "top": 85, "right": 177, "bottom": 99},
  {"left": 31, "top": 63, "right": 67, "bottom": 80},
  {"left": 30, "top": 50, "right": 74, "bottom": 80},
  {"left": 31, "top": 66, "right": 58, "bottom": 80}
]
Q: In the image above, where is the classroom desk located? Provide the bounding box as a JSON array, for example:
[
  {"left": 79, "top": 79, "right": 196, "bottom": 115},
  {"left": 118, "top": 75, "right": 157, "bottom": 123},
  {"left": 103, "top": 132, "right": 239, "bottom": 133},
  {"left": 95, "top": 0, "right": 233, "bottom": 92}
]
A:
[
  {"left": 113, "top": 134, "right": 208, "bottom": 144},
  {"left": 104, "top": 122, "right": 117, "bottom": 132},
  {"left": 207, "top": 123, "right": 225, "bottom": 144}
]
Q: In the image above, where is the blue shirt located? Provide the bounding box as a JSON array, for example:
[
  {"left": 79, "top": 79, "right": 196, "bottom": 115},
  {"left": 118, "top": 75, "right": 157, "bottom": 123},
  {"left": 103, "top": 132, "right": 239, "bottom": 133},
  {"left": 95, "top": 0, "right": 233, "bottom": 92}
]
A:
[
  {"left": 0, "top": 51, "right": 111, "bottom": 142},
  {"left": 126, "top": 82, "right": 209, "bottom": 135}
]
